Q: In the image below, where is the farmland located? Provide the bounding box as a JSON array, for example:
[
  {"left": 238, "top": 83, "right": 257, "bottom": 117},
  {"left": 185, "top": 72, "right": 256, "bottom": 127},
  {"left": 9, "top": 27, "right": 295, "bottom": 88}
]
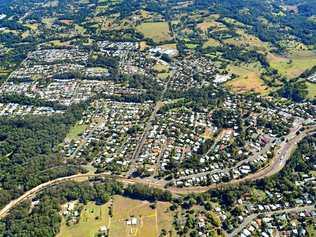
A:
[
  {"left": 223, "top": 29, "right": 270, "bottom": 52},
  {"left": 225, "top": 64, "right": 269, "bottom": 95},
  {"left": 268, "top": 51, "right": 316, "bottom": 79},
  {"left": 136, "top": 22, "right": 172, "bottom": 43},
  {"left": 57, "top": 196, "right": 175, "bottom": 237},
  {"left": 306, "top": 82, "right": 316, "bottom": 99},
  {"left": 57, "top": 202, "right": 111, "bottom": 237}
]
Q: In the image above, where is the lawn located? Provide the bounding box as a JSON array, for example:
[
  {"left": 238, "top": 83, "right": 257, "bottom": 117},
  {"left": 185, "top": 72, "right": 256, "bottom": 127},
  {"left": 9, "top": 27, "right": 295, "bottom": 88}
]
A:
[
  {"left": 203, "top": 38, "right": 221, "bottom": 48},
  {"left": 185, "top": 43, "right": 199, "bottom": 49},
  {"left": 160, "top": 43, "right": 177, "bottom": 50},
  {"left": 157, "top": 72, "right": 171, "bottom": 80},
  {"left": 268, "top": 51, "right": 316, "bottom": 79},
  {"left": 48, "top": 40, "right": 71, "bottom": 47},
  {"left": 306, "top": 82, "right": 316, "bottom": 99},
  {"left": 153, "top": 63, "right": 169, "bottom": 73},
  {"left": 25, "top": 23, "right": 39, "bottom": 31},
  {"left": 58, "top": 196, "right": 175, "bottom": 237},
  {"left": 136, "top": 22, "right": 172, "bottom": 43},
  {"left": 110, "top": 196, "right": 174, "bottom": 237},
  {"left": 197, "top": 20, "right": 226, "bottom": 32},
  {"left": 223, "top": 29, "right": 270, "bottom": 52},
  {"left": 139, "top": 41, "right": 148, "bottom": 51},
  {"left": 42, "top": 17, "right": 57, "bottom": 27},
  {"left": 66, "top": 124, "right": 88, "bottom": 141},
  {"left": 225, "top": 64, "right": 270, "bottom": 95},
  {"left": 57, "top": 202, "right": 111, "bottom": 237}
]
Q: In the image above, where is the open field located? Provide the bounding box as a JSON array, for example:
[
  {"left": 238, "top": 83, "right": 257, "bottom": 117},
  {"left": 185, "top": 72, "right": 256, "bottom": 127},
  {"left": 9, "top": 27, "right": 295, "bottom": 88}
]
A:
[
  {"left": 25, "top": 23, "right": 39, "bottom": 31},
  {"left": 66, "top": 124, "right": 88, "bottom": 141},
  {"left": 197, "top": 20, "right": 226, "bottom": 32},
  {"left": 42, "top": 17, "right": 57, "bottom": 27},
  {"left": 57, "top": 202, "right": 111, "bottom": 237},
  {"left": 58, "top": 196, "right": 175, "bottom": 237},
  {"left": 153, "top": 63, "right": 169, "bottom": 73},
  {"left": 160, "top": 43, "right": 177, "bottom": 50},
  {"left": 225, "top": 64, "right": 270, "bottom": 95},
  {"left": 136, "top": 22, "right": 172, "bottom": 43},
  {"left": 306, "top": 82, "right": 316, "bottom": 99},
  {"left": 223, "top": 29, "right": 270, "bottom": 52},
  {"left": 268, "top": 51, "right": 316, "bottom": 79},
  {"left": 203, "top": 38, "right": 221, "bottom": 48}
]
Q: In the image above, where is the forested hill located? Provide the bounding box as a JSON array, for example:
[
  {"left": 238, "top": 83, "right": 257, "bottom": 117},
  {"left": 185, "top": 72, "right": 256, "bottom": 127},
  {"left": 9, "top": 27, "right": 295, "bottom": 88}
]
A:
[{"left": 1, "top": 0, "right": 315, "bottom": 48}]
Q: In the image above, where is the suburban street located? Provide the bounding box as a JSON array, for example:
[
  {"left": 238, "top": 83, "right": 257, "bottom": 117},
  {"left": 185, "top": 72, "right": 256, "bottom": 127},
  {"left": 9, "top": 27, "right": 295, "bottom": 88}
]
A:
[
  {"left": 228, "top": 205, "right": 316, "bottom": 237},
  {"left": 0, "top": 126, "right": 314, "bottom": 219}
]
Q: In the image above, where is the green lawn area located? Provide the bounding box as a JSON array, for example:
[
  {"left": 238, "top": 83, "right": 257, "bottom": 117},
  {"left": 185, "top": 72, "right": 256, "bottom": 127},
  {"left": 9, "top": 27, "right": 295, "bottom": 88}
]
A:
[
  {"left": 185, "top": 43, "right": 199, "bottom": 49},
  {"left": 66, "top": 124, "right": 87, "bottom": 141},
  {"left": 58, "top": 196, "right": 175, "bottom": 237},
  {"left": 42, "top": 17, "right": 57, "bottom": 27},
  {"left": 268, "top": 51, "right": 316, "bottom": 79},
  {"left": 136, "top": 22, "right": 172, "bottom": 43},
  {"left": 306, "top": 82, "right": 316, "bottom": 99},
  {"left": 225, "top": 63, "right": 270, "bottom": 95},
  {"left": 203, "top": 38, "right": 221, "bottom": 48},
  {"left": 57, "top": 202, "right": 110, "bottom": 237}
]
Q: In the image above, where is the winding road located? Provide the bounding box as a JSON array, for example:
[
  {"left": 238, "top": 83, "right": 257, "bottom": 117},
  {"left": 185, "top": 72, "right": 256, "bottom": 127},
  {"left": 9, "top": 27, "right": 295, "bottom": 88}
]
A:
[{"left": 0, "top": 126, "right": 315, "bottom": 219}]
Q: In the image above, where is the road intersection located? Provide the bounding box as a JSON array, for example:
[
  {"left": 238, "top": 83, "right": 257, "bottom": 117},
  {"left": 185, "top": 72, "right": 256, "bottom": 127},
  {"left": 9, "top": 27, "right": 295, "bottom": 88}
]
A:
[{"left": 0, "top": 126, "right": 314, "bottom": 219}]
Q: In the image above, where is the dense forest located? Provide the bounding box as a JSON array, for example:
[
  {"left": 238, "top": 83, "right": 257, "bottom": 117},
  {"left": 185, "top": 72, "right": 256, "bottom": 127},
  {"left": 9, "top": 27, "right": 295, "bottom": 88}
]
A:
[
  {"left": 0, "top": 180, "right": 172, "bottom": 237},
  {"left": 0, "top": 102, "right": 88, "bottom": 209}
]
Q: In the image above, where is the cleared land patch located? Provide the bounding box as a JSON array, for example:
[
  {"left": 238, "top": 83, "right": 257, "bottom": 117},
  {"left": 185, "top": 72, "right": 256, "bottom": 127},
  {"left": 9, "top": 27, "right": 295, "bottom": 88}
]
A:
[
  {"left": 306, "top": 82, "right": 316, "bottom": 99},
  {"left": 57, "top": 202, "right": 110, "bottom": 237},
  {"left": 223, "top": 29, "right": 270, "bottom": 52},
  {"left": 226, "top": 64, "right": 269, "bottom": 95},
  {"left": 136, "top": 22, "right": 172, "bottom": 43},
  {"left": 203, "top": 38, "right": 221, "bottom": 48},
  {"left": 58, "top": 196, "right": 175, "bottom": 237},
  {"left": 66, "top": 123, "right": 88, "bottom": 141},
  {"left": 268, "top": 51, "right": 316, "bottom": 79}
]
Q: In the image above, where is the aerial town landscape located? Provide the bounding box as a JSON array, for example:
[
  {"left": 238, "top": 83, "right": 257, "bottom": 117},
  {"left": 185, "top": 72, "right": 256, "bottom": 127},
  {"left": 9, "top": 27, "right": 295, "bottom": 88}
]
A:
[{"left": 0, "top": 0, "right": 315, "bottom": 237}]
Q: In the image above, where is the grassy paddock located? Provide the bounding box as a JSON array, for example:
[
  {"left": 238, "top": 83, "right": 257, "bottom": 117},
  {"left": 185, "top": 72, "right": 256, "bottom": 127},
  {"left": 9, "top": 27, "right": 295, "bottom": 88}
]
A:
[
  {"left": 268, "top": 51, "right": 316, "bottom": 79},
  {"left": 57, "top": 196, "right": 175, "bottom": 237},
  {"left": 66, "top": 124, "right": 88, "bottom": 141},
  {"left": 136, "top": 22, "right": 172, "bottom": 43},
  {"left": 225, "top": 64, "right": 270, "bottom": 95},
  {"left": 306, "top": 82, "right": 316, "bottom": 99}
]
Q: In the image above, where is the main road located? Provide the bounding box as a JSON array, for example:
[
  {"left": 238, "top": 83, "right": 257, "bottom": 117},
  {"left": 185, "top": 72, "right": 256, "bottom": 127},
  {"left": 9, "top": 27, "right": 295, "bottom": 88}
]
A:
[{"left": 0, "top": 126, "right": 315, "bottom": 219}]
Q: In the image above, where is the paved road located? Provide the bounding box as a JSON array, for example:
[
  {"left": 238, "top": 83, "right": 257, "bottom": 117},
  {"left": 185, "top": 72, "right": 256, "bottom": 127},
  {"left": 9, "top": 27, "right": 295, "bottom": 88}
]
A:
[
  {"left": 0, "top": 127, "right": 314, "bottom": 219},
  {"left": 167, "top": 126, "right": 316, "bottom": 194},
  {"left": 172, "top": 123, "right": 305, "bottom": 185},
  {"left": 127, "top": 101, "right": 164, "bottom": 177},
  {"left": 127, "top": 75, "right": 171, "bottom": 177},
  {"left": 228, "top": 205, "right": 315, "bottom": 237}
]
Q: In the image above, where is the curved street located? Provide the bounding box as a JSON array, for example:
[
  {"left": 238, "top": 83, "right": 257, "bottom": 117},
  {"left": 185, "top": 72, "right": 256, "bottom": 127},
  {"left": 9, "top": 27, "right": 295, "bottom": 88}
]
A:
[
  {"left": 0, "top": 126, "right": 315, "bottom": 219},
  {"left": 228, "top": 205, "right": 316, "bottom": 237}
]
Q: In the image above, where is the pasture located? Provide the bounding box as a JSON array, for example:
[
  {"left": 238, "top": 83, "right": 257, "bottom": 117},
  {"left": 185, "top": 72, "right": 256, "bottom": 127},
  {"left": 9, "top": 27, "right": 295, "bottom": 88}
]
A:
[
  {"left": 136, "top": 22, "right": 172, "bottom": 43},
  {"left": 57, "top": 195, "right": 175, "bottom": 237},
  {"left": 268, "top": 51, "right": 316, "bottom": 79},
  {"left": 306, "top": 82, "right": 316, "bottom": 99},
  {"left": 66, "top": 123, "right": 88, "bottom": 141},
  {"left": 225, "top": 64, "right": 270, "bottom": 95}
]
